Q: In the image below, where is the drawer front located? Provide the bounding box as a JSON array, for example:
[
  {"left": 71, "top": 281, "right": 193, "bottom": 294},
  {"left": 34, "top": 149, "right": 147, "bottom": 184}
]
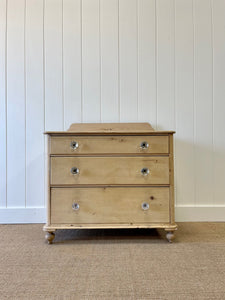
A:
[
  {"left": 50, "top": 135, "right": 169, "bottom": 154},
  {"left": 51, "top": 187, "right": 170, "bottom": 224},
  {"left": 51, "top": 156, "right": 169, "bottom": 185}
]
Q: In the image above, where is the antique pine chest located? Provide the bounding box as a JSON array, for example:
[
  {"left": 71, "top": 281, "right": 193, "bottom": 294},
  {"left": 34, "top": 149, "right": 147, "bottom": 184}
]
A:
[{"left": 43, "top": 123, "right": 177, "bottom": 243}]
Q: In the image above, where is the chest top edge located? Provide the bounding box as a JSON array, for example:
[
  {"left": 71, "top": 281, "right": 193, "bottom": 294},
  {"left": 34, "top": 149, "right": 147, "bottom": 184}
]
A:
[{"left": 44, "top": 123, "right": 175, "bottom": 135}]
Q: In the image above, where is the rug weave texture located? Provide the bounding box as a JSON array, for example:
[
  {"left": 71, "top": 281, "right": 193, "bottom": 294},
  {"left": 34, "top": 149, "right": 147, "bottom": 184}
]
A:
[{"left": 0, "top": 223, "right": 225, "bottom": 299}]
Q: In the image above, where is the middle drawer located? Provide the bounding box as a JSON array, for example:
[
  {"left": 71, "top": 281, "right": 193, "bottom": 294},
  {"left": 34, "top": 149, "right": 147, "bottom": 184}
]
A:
[{"left": 51, "top": 156, "right": 169, "bottom": 185}]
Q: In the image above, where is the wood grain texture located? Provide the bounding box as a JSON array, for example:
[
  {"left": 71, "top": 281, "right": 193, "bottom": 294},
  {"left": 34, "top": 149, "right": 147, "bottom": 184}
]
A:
[
  {"left": 46, "top": 135, "right": 51, "bottom": 226},
  {"left": 67, "top": 122, "right": 154, "bottom": 133},
  {"left": 50, "top": 135, "right": 169, "bottom": 154},
  {"left": 43, "top": 222, "right": 178, "bottom": 230},
  {"left": 51, "top": 187, "right": 170, "bottom": 224},
  {"left": 51, "top": 156, "right": 169, "bottom": 185},
  {"left": 46, "top": 122, "right": 175, "bottom": 241},
  {"left": 169, "top": 134, "right": 175, "bottom": 223}
]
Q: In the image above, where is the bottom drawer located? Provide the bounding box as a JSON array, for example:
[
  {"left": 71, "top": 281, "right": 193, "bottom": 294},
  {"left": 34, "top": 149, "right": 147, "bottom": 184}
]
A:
[{"left": 51, "top": 187, "right": 170, "bottom": 224}]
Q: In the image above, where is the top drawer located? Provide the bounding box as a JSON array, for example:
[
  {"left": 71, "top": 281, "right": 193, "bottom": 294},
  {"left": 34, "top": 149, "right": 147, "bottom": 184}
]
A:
[{"left": 50, "top": 135, "right": 169, "bottom": 154}]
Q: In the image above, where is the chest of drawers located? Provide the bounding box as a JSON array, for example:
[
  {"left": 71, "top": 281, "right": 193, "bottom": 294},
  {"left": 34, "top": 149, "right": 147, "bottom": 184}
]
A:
[{"left": 43, "top": 123, "right": 177, "bottom": 243}]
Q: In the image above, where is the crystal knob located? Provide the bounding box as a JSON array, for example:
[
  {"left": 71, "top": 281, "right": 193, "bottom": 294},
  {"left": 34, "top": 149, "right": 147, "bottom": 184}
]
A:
[
  {"left": 140, "top": 141, "right": 149, "bottom": 149},
  {"left": 141, "top": 167, "right": 149, "bottom": 176},
  {"left": 71, "top": 167, "right": 79, "bottom": 175},
  {"left": 72, "top": 203, "right": 79, "bottom": 211},
  {"left": 70, "top": 141, "right": 79, "bottom": 150},
  {"left": 142, "top": 202, "right": 149, "bottom": 210}
]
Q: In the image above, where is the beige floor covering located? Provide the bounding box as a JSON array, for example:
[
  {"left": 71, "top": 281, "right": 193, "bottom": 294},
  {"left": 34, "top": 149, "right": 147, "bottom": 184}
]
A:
[{"left": 0, "top": 223, "right": 225, "bottom": 300}]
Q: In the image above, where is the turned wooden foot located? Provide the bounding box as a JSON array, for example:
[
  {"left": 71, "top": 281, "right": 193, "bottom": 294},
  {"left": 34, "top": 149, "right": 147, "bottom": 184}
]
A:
[
  {"left": 45, "top": 232, "right": 55, "bottom": 244},
  {"left": 165, "top": 231, "right": 175, "bottom": 243}
]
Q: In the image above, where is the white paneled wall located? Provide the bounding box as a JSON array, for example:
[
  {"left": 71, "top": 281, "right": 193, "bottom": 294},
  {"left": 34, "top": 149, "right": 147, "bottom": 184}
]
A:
[{"left": 0, "top": 0, "right": 225, "bottom": 223}]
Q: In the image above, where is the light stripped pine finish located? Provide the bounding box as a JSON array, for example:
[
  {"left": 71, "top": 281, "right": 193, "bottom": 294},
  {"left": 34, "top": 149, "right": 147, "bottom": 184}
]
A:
[
  {"left": 44, "top": 123, "right": 176, "bottom": 243},
  {"left": 50, "top": 187, "right": 170, "bottom": 224},
  {"left": 50, "top": 156, "right": 170, "bottom": 185},
  {"left": 50, "top": 135, "right": 169, "bottom": 154},
  {"left": 0, "top": 0, "right": 225, "bottom": 222}
]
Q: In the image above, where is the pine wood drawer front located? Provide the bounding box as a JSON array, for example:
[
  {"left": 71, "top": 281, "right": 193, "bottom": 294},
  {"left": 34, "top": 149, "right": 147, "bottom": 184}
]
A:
[
  {"left": 50, "top": 135, "right": 169, "bottom": 154},
  {"left": 51, "top": 156, "right": 169, "bottom": 185},
  {"left": 51, "top": 187, "right": 170, "bottom": 224}
]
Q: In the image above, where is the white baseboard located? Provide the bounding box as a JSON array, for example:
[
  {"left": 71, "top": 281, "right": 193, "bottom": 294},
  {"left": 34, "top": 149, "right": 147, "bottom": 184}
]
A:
[
  {"left": 175, "top": 206, "right": 225, "bottom": 222},
  {"left": 0, "top": 206, "right": 225, "bottom": 224},
  {"left": 0, "top": 208, "right": 46, "bottom": 224}
]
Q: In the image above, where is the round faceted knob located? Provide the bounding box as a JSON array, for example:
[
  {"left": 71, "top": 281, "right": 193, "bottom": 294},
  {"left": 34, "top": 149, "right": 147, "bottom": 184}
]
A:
[
  {"left": 72, "top": 203, "right": 79, "bottom": 211},
  {"left": 140, "top": 141, "right": 149, "bottom": 149},
  {"left": 71, "top": 167, "right": 79, "bottom": 175},
  {"left": 70, "top": 141, "right": 79, "bottom": 149},
  {"left": 141, "top": 167, "right": 149, "bottom": 176},
  {"left": 142, "top": 202, "right": 149, "bottom": 210}
]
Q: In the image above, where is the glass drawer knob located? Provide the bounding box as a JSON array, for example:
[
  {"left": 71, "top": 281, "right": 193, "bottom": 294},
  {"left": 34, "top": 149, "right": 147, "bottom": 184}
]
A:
[
  {"left": 72, "top": 203, "right": 79, "bottom": 211},
  {"left": 141, "top": 167, "right": 149, "bottom": 176},
  {"left": 140, "top": 141, "right": 149, "bottom": 149},
  {"left": 71, "top": 167, "right": 79, "bottom": 175},
  {"left": 70, "top": 141, "right": 79, "bottom": 149},
  {"left": 142, "top": 202, "right": 149, "bottom": 210}
]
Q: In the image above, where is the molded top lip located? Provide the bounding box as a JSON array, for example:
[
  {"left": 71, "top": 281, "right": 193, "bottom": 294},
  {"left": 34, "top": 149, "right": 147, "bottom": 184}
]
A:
[
  {"left": 44, "top": 131, "right": 175, "bottom": 135},
  {"left": 44, "top": 122, "right": 175, "bottom": 135}
]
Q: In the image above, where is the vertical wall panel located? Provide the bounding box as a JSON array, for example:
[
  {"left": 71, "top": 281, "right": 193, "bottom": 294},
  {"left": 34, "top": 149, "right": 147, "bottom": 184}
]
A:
[
  {"left": 63, "top": 0, "right": 82, "bottom": 130},
  {"left": 119, "top": 0, "right": 138, "bottom": 122},
  {"left": 44, "top": 0, "right": 63, "bottom": 131},
  {"left": 26, "top": 0, "right": 44, "bottom": 207},
  {"left": 138, "top": 0, "right": 156, "bottom": 125},
  {"left": 100, "top": 0, "right": 119, "bottom": 122},
  {"left": 0, "top": 0, "right": 6, "bottom": 207},
  {"left": 212, "top": 0, "right": 225, "bottom": 205},
  {"left": 175, "top": 0, "right": 195, "bottom": 205},
  {"left": 194, "top": 0, "right": 213, "bottom": 205},
  {"left": 156, "top": 0, "right": 175, "bottom": 130},
  {"left": 82, "top": 0, "right": 100, "bottom": 122},
  {"left": 1, "top": 0, "right": 225, "bottom": 220},
  {"left": 7, "top": 0, "right": 26, "bottom": 207}
]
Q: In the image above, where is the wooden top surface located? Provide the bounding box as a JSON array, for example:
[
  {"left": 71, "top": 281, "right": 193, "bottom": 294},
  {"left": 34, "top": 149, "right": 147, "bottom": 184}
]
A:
[{"left": 44, "top": 123, "right": 175, "bottom": 135}]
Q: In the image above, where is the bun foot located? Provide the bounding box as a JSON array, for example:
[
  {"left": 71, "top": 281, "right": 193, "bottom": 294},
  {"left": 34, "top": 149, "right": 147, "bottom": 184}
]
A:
[
  {"left": 45, "top": 232, "right": 55, "bottom": 244},
  {"left": 166, "top": 231, "right": 175, "bottom": 243}
]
